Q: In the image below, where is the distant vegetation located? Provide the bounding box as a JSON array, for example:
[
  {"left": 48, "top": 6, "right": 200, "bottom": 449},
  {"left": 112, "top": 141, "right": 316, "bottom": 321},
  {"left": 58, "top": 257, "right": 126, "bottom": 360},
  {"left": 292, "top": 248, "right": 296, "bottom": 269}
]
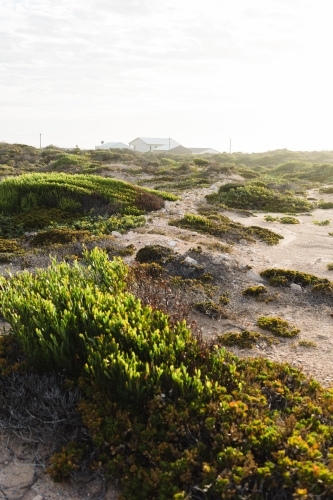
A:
[{"left": 0, "top": 173, "right": 175, "bottom": 238}]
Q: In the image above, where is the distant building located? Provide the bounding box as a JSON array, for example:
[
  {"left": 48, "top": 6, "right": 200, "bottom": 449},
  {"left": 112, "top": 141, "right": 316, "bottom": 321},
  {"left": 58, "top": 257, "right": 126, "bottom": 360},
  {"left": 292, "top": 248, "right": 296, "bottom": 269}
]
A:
[
  {"left": 95, "top": 142, "right": 130, "bottom": 150},
  {"left": 129, "top": 137, "right": 181, "bottom": 153},
  {"left": 188, "top": 147, "right": 220, "bottom": 155}
]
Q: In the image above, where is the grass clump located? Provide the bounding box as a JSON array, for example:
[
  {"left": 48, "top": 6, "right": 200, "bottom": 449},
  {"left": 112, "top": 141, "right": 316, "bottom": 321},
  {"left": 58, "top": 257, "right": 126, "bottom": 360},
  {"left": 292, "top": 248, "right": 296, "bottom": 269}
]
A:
[
  {"left": 3, "top": 249, "right": 333, "bottom": 498},
  {"left": 327, "top": 263, "right": 333, "bottom": 270},
  {"left": 248, "top": 226, "right": 283, "bottom": 245},
  {"left": 257, "top": 316, "right": 300, "bottom": 337}
]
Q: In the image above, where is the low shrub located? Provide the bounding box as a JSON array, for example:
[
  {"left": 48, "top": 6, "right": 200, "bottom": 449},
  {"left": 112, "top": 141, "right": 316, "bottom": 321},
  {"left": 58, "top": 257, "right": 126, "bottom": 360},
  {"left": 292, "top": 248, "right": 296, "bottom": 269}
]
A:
[
  {"left": 260, "top": 268, "right": 331, "bottom": 289},
  {"left": 193, "top": 157, "right": 209, "bottom": 166},
  {"left": 30, "top": 229, "right": 91, "bottom": 246},
  {"left": 298, "top": 340, "right": 317, "bottom": 348},
  {"left": 242, "top": 285, "right": 268, "bottom": 297},
  {"left": 193, "top": 300, "right": 228, "bottom": 319},
  {"left": 135, "top": 245, "right": 175, "bottom": 264},
  {"left": 248, "top": 226, "right": 283, "bottom": 245},
  {"left": 313, "top": 219, "right": 330, "bottom": 226},
  {"left": 207, "top": 183, "right": 312, "bottom": 213},
  {"left": 318, "top": 201, "right": 333, "bottom": 209},
  {"left": 0, "top": 238, "right": 22, "bottom": 253},
  {"left": 218, "top": 330, "right": 276, "bottom": 349},
  {"left": 257, "top": 316, "right": 300, "bottom": 337},
  {"left": 279, "top": 216, "right": 300, "bottom": 224}
]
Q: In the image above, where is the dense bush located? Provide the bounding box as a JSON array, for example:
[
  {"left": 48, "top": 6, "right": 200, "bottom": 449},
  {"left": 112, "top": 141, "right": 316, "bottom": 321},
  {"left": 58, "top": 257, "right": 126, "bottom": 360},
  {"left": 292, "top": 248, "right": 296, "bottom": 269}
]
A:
[
  {"left": 0, "top": 173, "right": 175, "bottom": 216},
  {"left": 207, "top": 184, "right": 312, "bottom": 213},
  {"left": 3, "top": 249, "right": 333, "bottom": 498}
]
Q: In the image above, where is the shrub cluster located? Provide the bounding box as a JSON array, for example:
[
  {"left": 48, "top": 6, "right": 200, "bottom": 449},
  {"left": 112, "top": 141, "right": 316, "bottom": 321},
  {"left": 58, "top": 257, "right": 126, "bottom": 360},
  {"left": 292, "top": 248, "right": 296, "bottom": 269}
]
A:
[
  {"left": 206, "top": 183, "right": 312, "bottom": 213},
  {"left": 3, "top": 250, "right": 333, "bottom": 499}
]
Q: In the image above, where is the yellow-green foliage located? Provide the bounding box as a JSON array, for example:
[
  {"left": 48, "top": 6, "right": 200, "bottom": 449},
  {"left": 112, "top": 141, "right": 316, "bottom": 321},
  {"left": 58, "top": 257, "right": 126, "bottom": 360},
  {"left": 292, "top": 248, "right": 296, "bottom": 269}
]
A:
[
  {"left": 169, "top": 213, "right": 283, "bottom": 245},
  {"left": 298, "top": 340, "right": 317, "bottom": 348},
  {"left": 242, "top": 285, "right": 268, "bottom": 298},
  {"left": 218, "top": 330, "right": 277, "bottom": 348},
  {"left": 0, "top": 173, "right": 175, "bottom": 216},
  {"left": 0, "top": 238, "right": 22, "bottom": 253},
  {"left": 279, "top": 216, "right": 300, "bottom": 224},
  {"left": 3, "top": 249, "right": 333, "bottom": 498},
  {"left": 30, "top": 228, "right": 91, "bottom": 246},
  {"left": 313, "top": 219, "right": 330, "bottom": 226},
  {"left": 257, "top": 316, "right": 300, "bottom": 337},
  {"left": 260, "top": 268, "right": 332, "bottom": 294},
  {"left": 327, "top": 263, "right": 333, "bottom": 270},
  {"left": 207, "top": 183, "right": 312, "bottom": 213},
  {"left": 193, "top": 300, "right": 228, "bottom": 319},
  {"left": 318, "top": 201, "right": 333, "bottom": 209}
]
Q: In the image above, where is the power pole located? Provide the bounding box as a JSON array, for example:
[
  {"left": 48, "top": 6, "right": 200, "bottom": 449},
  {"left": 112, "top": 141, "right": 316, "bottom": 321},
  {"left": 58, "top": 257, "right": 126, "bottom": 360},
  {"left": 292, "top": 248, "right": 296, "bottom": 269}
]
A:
[
  {"left": 40, "top": 133, "right": 41, "bottom": 149},
  {"left": 229, "top": 138, "right": 232, "bottom": 154},
  {"left": 169, "top": 137, "right": 170, "bottom": 150}
]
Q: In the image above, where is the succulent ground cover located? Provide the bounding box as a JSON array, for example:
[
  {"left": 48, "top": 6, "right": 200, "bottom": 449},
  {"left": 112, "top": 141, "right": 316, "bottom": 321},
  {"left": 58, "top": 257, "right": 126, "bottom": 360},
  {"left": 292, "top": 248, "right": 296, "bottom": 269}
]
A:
[
  {"left": 0, "top": 173, "right": 176, "bottom": 238},
  {"left": 2, "top": 249, "right": 333, "bottom": 499},
  {"left": 170, "top": 213, "right": 283, "bottom": 245}
]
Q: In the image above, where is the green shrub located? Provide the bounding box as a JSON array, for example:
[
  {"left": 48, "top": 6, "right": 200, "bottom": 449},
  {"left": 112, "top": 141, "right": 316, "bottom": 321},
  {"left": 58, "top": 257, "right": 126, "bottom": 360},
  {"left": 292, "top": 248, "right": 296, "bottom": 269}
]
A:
[
  {"left": 0, "top": 238, "right": 22, "bottom": 253},
  {"left": 318, "top": 201, "right": 333, "bottom": 209},
  {"left": 218, "top": 330, "right": 276, "bottom": 348},
  {"left": 193, "top": 158, "right": 209, "bottom": 166},
  {"left": 242, "top": 285, "right": 268, "bottom": 297},
  {"left": 257, "top": 316, "right": 300, "bottom": 337},
  {"left": 260, "top": 268, "right": 331, "bottom": 289},
  {"left": 279, "top": 216, "right": 299, "bottom": 224},
  {"left": 135, "top": 245, "right": 175, "bottom": 264},
  {"left": 313, "top": 219, "right": 330, "bottom": 226},
  {"left": 248, "top": 226, "right": 283, "bottom": 245},
  {"left": 327, "top": 263, "right": 333, "bottom": 271},
  {"left": 30, "top": 228, "right": 91, "bottom": 246},
  {"left": 193, "top": 301, "right": 227, "bottom": 319},
  {"left": 207, "top": 183, "right": 312, "bottom": 213}
]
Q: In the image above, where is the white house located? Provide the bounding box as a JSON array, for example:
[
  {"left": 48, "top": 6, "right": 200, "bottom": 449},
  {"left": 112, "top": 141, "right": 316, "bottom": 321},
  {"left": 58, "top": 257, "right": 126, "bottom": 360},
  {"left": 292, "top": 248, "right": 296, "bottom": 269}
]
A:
[
  {"left": 188, "top": 147, "right": 220, "bottom": 155},
  {"left": 95, "top": 142, "right": 130, "bottom": 150},
  {"left": 129, "top": 137, "right": 181, "bottom": 153}
]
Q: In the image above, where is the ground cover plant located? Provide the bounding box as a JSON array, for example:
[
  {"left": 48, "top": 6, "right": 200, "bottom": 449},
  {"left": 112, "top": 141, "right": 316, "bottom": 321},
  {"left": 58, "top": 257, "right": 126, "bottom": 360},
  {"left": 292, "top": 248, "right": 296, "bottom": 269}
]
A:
[
  {"left": 260, "top": 268, "right": 333, "bottom": 295},
  {"left": 3, "top": 250, "right": 333, "bottom": 499},
  {"left": 257, "top": 316, "right": 300, "bottom": 338},
  {"left": 206, "top": 183, "right": 312, "bottom": 213},
  {"left": 170, "top": 213, "right": 283, "bottom": 245},
  {"left": 0, "top": 173, "right": 176, "bottom": 238}
]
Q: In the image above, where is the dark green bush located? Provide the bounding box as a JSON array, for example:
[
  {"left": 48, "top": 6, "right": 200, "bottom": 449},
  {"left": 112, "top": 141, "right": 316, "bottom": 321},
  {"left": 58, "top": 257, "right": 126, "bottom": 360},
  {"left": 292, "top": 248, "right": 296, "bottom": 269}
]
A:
[
  {"left": 135, "top": 245, "right": 175, "bottom": 264},
  {"left": 30, "top": 228, "right": 91, "bottom": 246}
]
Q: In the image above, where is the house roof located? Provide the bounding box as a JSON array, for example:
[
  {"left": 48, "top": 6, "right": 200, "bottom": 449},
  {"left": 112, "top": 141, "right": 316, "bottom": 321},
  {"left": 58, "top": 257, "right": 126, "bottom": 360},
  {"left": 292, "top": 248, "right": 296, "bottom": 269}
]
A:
[
  {"left": 95, "top": 142, "right": 130, "bottom": 149},
  {"left": 129, "top": 137, "right": 181, "bottom": 147},
  {"left": 188, "top": 147, "right": 220, "bottom": 153}
]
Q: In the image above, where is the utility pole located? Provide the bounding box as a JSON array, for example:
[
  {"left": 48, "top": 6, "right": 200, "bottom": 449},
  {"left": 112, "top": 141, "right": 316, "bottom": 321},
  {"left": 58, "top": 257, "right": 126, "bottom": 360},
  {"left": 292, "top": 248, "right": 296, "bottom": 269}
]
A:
[
  {"left": 229, "top": 138, "right": 232, "bottom": 154},
  {"left": 40, "top": 133, "right": 41, "bottom": 149},
  {"left": 169, "top": 137, "right": 170, "bottom": 150}
]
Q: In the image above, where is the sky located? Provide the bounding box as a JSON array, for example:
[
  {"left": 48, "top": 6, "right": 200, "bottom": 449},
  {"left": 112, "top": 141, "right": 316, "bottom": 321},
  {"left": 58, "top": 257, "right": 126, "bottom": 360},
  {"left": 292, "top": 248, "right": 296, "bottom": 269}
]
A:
[{"left": 1, "top": 0, "right": 333, "bottom": 152}]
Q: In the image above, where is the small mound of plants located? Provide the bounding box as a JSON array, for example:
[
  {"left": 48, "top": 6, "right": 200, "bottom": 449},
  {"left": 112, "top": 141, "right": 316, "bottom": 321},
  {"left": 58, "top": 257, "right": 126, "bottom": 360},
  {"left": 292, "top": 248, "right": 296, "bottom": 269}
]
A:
[
  {"left": 257, "top": 316, "right": 300, "bottom": 337},
  {"left": 279, "top": 216, "right": 300, "bottom": 224},
  {"left": 193, "top": 300, "right": 228, "bottom": 319},
  {"left": 170, "top": 213, "right": 283, "bottom": 246},
  {"left": 135, "top": 245, "right": 175, "bottom": 264},
  {"left": 0, "top": 238, "right": 22, "bottom": 253},
  {"left": 313, "top": 219, "right": 330, "bottom": 226},
  {"left": 242, "top": 285, "right": 268, "bottom": 298},
  {"left": 260, "top": 268, "right": 332, "bottom": 293},
  {"left": 318, "top": 201, "right": 333, "bottom": 209},
  {"left": 2, "top": 249, "right": 333, "bottom": 498},
  {"left": 206, "top": 183, "right": 312, "bottom": 213},
  {"left": 30, "top": 229, "right": 91, "bottom": 246},
  {"left": 218, "top": 330, "right": 277, "bottom": 349}
]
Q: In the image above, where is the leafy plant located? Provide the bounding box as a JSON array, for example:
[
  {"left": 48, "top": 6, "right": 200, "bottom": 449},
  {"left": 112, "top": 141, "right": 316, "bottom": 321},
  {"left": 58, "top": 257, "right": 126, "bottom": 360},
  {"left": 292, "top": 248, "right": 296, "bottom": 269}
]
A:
[{"left": 257, "top": 316, "right": 300, "bottom": 337}]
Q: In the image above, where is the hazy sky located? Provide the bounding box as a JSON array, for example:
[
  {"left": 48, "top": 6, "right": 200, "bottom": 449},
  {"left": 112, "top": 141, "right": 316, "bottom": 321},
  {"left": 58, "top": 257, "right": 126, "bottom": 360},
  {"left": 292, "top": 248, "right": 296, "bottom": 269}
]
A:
[{"left": 1, "top": 0, "right": 333, "bottom": 152}]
